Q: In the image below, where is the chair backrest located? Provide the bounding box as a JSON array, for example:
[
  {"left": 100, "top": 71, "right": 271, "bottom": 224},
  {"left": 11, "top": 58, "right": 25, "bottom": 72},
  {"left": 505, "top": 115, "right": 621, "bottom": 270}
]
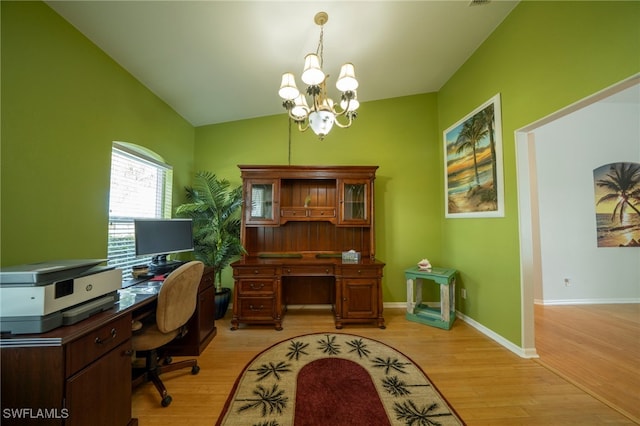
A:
[{"left": 155, "top": 261, "right": 204, "bottom": 334}]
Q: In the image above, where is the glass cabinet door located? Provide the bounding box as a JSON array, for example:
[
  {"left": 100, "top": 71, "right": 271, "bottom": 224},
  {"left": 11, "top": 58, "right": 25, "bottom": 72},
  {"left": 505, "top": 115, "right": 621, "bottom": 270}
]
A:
[
  {"left": 245, "top": 179, "right": 279, "bottom": 225},
  {"left": 339, "top": 179, "right": 370, "bottom": 225}
]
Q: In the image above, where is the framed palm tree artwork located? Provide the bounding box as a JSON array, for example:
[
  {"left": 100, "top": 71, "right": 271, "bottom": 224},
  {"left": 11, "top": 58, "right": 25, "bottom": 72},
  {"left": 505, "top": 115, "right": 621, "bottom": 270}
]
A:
[
  {"left": 443, "top": 94, "right": 504, "bottom": 218},
  {"left": 593, "top": 162, "right": 640, "bottom": 247}
]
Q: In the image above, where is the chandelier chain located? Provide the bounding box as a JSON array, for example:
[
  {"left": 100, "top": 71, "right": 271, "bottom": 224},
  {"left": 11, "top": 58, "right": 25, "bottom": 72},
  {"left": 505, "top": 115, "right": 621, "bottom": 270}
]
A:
[{"left": 317, "top": 26, "right": 324, "bottom": 69}]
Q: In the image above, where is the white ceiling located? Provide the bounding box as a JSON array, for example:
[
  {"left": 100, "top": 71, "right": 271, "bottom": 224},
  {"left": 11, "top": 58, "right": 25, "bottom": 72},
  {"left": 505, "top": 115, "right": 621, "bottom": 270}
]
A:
[{"left": 46, "top": 0, "right": 519, "bottom": 127}]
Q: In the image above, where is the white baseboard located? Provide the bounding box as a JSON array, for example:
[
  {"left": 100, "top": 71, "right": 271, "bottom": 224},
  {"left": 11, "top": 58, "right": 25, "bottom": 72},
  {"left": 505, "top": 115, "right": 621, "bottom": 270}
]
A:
[
  {"left": 535, "top": 298, "right": 640, "bottom": 305},
  {"left": 382, "top": 302, "right": 537, "bottom": 358},
  {"left": 383, "top": 302, "right": 407, "bottom": 309},
  {"left": 455, "top": 311, "right": 539, "bottom": 359}
]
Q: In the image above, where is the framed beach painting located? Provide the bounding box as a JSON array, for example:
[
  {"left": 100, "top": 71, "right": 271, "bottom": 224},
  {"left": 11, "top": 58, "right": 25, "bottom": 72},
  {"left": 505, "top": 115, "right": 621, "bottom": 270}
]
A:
[
  {"left": 593, "top": 162, "right": 640, "bottom": 247},
  {"left": 443, "top": 94, "right": 504, "bottom": 218}
]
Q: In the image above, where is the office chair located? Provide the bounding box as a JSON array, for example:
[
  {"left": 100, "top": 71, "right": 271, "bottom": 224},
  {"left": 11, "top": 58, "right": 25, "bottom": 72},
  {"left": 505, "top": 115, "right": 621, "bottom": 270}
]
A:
[{"left": 131, "top": 260, "right": 204, "bottom": 407}]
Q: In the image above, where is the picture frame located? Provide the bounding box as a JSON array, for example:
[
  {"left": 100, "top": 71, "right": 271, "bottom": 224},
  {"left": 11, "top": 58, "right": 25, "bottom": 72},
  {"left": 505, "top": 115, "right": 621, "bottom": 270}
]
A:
[
  {"left": 443, "top": 93, "right": 504, "bottom": 218},
  {"left": 593, "top": 162, "right": 640, "bottom": 248}
]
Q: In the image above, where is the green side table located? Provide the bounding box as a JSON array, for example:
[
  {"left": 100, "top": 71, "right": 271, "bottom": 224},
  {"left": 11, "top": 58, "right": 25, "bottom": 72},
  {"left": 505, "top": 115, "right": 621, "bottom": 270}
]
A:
[{"left": 405, "top": 266, "right": 457, "bottom": 330}]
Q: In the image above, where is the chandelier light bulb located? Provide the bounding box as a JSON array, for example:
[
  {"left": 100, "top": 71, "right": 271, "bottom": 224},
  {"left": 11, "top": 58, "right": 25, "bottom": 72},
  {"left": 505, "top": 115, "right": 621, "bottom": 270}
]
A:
[
  {"left": 291, "top": 94, "right": 309, "bottom": 119},
  {"left": 336, "top": 63, "right": 358, "bottom": 92},
  {"left": 301, "top": 54, "right": 325, "bottom": 86},
  {"left": 340, "top": 91, "right": 359, "bottom": 112},
  {"left": 279, "top": 73, "right": 300, "bottom": 100}
]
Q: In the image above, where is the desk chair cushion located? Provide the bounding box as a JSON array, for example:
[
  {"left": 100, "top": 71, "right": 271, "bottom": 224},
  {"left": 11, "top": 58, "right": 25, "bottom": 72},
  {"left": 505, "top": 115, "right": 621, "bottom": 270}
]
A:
[
  {"left": 132, "top": 261, "right": 204, "bottom": 352},
  {"left": 132, "top": 323, "right": 181, "bottom": 351},
  {"left": 156, "top": 261, "right": 204, "bottom": 333}
]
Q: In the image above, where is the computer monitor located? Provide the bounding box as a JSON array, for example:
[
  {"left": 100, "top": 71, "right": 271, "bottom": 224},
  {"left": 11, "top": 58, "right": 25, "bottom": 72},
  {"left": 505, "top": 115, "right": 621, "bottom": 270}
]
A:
[{"left": 134, "top": 218, "right": 194, "bottom": 274}]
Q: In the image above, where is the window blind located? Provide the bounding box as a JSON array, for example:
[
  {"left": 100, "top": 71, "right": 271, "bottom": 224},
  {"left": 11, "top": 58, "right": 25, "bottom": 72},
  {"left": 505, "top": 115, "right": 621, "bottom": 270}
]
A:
[{"left": 107, "top": 144, "right": 173, "bottom": 279}]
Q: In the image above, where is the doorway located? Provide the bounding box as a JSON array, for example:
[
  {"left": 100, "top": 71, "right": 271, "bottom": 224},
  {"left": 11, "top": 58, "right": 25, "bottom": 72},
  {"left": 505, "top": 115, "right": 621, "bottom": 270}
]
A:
[{"left": 515, "top": 75, "right": 640, "bottom": 419}]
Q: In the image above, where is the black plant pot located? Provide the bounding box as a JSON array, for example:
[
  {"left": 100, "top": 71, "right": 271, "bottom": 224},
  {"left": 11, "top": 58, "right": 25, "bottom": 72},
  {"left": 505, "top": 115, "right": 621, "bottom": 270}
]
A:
[{"left": 214, "top": 287, "right": 231, "bottom": 320}]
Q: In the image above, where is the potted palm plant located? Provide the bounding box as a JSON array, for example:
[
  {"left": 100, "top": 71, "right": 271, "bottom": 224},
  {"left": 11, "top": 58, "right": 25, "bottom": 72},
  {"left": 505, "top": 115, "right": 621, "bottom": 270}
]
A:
[{"left": 175, "top": 171, "right": 245, "bottom": 319}]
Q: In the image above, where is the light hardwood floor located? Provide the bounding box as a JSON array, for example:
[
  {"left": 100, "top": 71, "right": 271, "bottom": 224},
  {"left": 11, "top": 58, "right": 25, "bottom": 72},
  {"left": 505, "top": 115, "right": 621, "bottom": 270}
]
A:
[
  {"left": 534, "top": 303, "right": 640, "bottom": 423},
  {"left": 132, "top": 308, "right": 636, "bottom": 425}
]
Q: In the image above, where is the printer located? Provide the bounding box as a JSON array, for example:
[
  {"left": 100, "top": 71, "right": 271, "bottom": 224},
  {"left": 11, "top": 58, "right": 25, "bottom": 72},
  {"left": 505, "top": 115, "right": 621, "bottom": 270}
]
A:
[{"left": 0, "top": 259, "right": 122, "bottom": 334}]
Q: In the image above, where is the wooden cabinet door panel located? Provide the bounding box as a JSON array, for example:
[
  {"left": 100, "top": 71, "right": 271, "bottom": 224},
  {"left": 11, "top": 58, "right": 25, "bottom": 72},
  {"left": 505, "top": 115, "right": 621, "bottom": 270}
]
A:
[
  {"left": 245, "top": 179, "right": 279, "bottom": 226},
  {"left": 1, "top": 346, "right": 65, "bottom": 426},
  {"left": 342, "top": 279, "right": 377, "bottom": 319},
  {"left": 66, "top": 341, "right": 132, "bottom": 426},
  {"left": 338, "top": 179, "right": 371, "bottom": 226},
  {"left": 198, "top": 285, "right": 215, "bottom": 342}
]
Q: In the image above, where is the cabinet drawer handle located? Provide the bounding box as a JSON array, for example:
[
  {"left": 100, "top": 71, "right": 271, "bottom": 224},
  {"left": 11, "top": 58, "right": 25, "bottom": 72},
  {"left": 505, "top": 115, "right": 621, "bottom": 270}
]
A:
[
  {"left": 249, "top": 304, "right": 264, "bottom": 311},
  {"left": 249, "top": 283, "right": 265, "bottom": 289},
  {"left": 95, "top": 328, "right": 117, "bottom": 345},
  {"left": 325, "top": 268, "right": 329, "bottom": 274},
  {"left": 253, "top": 269, "right": 259, "bottom": 274},
  {"left": 286, "top": 268, "right": 291, "bottom": 274}
]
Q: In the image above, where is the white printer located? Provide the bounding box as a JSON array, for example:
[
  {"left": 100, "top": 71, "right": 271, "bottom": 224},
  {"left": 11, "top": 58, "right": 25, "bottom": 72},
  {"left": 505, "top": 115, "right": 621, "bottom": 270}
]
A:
[{"left": 0, "top": 259, "right": 122, "bottom": 334}]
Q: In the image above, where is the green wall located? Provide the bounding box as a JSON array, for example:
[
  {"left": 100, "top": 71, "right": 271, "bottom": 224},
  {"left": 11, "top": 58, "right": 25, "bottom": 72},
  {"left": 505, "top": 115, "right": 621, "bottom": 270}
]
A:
[
  {"left": 437, "top": 0, "right": 640, "bottom": 344},
  {"left": 1, "top": 1, "right": 195, "bottom": 266},
  {"left": 194, "top": 94, "right": 443, "bottom": 303}
]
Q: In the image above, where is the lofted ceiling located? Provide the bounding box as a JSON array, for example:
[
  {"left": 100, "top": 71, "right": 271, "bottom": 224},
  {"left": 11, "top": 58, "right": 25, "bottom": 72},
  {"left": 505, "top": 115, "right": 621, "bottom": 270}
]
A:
[{"left": 46, "top": 1, "right": 520, "bottom": 127}]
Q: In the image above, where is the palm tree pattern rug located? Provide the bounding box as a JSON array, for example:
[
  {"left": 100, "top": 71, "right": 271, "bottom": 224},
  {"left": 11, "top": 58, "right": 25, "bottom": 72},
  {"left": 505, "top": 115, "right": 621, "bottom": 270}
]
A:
[{"left": 216, "top": 333, "right": 465, "bottom": 426}]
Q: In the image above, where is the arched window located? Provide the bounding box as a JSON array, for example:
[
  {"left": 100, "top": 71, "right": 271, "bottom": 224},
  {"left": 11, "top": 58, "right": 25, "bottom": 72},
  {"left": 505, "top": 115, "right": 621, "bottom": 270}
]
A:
[{"left": 107, "top": 142, "right": 173, "bottom": 279}]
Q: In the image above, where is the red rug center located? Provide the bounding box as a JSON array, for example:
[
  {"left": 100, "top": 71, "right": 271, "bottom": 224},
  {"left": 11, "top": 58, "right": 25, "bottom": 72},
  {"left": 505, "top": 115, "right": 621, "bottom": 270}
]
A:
[{"left": 294, "top": 357, "right": 392, "bottom": 426}]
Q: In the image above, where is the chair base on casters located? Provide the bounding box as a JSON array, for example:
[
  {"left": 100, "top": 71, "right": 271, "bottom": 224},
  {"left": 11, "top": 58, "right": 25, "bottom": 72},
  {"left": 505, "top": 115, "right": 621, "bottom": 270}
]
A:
[{"left": 132, "top": 349, "right": 200, "bottom": 407}]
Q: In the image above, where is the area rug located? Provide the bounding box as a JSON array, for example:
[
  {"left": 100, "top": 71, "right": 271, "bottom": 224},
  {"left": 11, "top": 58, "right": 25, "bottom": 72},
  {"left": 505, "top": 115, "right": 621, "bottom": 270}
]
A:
[{"left": 216, "top": 333, "right": 464, "bottom": 426}]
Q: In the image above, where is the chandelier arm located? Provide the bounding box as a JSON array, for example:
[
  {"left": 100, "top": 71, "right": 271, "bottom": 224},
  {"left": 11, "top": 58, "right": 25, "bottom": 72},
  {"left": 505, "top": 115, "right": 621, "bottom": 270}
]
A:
[
  {"left": 331, "top": 99, "right": 349, "bottom": 116},
  {"left": 333, "top": 113, "right": 354, "bottom": 129},
  {"left": 296, "top": 119, "right": 310, "bottom": 133},
  {"left": 286, "top": 109, "right": 306, "bottom": 122}
]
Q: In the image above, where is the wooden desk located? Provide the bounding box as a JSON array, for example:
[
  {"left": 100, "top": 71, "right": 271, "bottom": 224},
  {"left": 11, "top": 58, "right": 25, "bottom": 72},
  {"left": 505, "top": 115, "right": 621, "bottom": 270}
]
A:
[
  {"left": 231, "top": 257, "right": 385, "bottom": 330},
  {"left": 0, "top": 268, "right": 216, "bottom": 426},
  {"left": 405, "top": 266, "right": 457, "bottom": 330},
  {"left": 0, "top": 291, "right": 152, "bottom": 426}
]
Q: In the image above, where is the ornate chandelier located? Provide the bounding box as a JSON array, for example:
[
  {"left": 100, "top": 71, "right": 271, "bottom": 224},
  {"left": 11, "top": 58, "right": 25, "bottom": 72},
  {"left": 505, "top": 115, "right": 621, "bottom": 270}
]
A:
[{"left": 278, "top": 12, "right": 359, "bottom": 140}]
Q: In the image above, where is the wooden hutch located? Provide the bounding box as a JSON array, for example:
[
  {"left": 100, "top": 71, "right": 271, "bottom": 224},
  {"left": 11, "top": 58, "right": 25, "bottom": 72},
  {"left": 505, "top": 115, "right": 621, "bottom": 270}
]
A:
[{"left": 230, "top": 165, "right": 385, "bottom": 330}]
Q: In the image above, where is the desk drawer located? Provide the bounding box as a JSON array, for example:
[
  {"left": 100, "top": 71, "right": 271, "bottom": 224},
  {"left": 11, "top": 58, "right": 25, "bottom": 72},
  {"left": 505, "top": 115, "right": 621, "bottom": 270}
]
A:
[
  {"left": 66, "top": 314, "right": 132, "bottom": 376},
  {"left": 237, "top": 279, "right": 276, "bottom": 295},
  {"left": 234, "top": 266, "right": 277, "bottom": 277},
  {"left": 339, "top": 266, "right": 381, "bottom": 278},
  {"left": 282, "top": 265, "right": 334, "bottom": 276},
  {"left": 281, "top": 207, "right": 307, "bottom": 218},
  {"left": 308, "top": 208, "right": 336, "bottom": 218},
  {"left": 236, "top": 297, "right": 275, "bottom": 319}
]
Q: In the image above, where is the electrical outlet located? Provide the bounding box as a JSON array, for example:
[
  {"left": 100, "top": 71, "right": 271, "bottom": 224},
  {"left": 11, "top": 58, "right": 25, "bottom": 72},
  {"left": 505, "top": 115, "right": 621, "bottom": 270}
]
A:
[
  {"left": 461, "top": 288, "right": 467, "bottom": 299},
  {"left": 564, "top": 278, "right": 571, "bottom": 287}
]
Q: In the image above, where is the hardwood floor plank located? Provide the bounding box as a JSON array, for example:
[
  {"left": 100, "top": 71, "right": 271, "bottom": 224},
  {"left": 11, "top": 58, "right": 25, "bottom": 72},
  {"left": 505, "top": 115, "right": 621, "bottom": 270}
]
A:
[
  {"left": 132, "top": 308, "right": 635, "bottom": 425},
  {"left": 535, "top": 303, "right": 640, "bottom": 423}
]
